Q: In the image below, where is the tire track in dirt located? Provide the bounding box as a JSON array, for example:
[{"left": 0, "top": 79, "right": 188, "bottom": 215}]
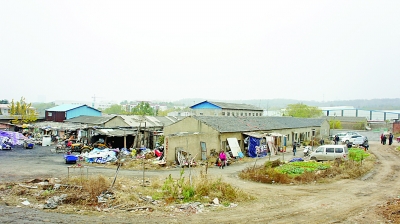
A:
[
  {"left": 189, "top": 142, "right": 400, "bottom": 224},
  {"left": 1, "top": 142, "right": 400, "bottom": 223}
]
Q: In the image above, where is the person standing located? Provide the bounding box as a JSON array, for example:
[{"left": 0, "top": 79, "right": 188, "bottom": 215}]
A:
[
  {"left": 389, "top": 133, "right": 394, "bottom": 145},
  {"left": 381, "top": 133, "right": 384, "bottom": 144},
  {"left": 383, "top": 135, "right": 387, "bottom": 145},
  {"left": 293, "top": 142, "right": 297, "bottom": 156},
  {"left": 335, "top": 135, "right": 339, "bottom": 145},
  {"left": 219, "top": 151, "right": 227, "bottom": 169}
]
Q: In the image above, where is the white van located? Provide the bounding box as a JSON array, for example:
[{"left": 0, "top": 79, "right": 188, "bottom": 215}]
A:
[{"left": 309, "top": 145, "right": 348, "bottom": 162}]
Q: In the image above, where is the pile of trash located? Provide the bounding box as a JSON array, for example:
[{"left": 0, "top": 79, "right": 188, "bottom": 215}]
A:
[
  {"left": 81, "top": 148, "right": 119, "bottom": 164},
  {"left": 0, "top": 131, "right": 28, "bottom": 149},
  {"left": 80, "top": 146, "right": 166, "bottom": 166}
]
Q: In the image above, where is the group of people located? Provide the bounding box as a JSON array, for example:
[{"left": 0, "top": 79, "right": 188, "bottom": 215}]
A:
[
  {"left": 333, "top": 135, "right": 340, "bottom": 145},
  {"left": 381, "top": 133, "right": 394, "bottom": 145}
]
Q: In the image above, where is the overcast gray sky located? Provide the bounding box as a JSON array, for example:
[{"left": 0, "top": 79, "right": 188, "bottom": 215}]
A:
[{"left": 1, "top": 1, "right": 399, "bottom": 103}]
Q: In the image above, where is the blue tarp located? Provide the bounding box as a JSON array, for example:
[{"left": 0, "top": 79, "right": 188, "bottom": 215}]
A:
[
  {"left": 248, "top": 137, "right": 259, "bottom": 158},
  {"left": 0, "top": 131, "right": 26, "bottom": 145},
  {"left": 248, "top": 137, "right": 268, "bottom": 158},
  {"left": 289, "top": 157, "right": 304, "bottom": 162}
]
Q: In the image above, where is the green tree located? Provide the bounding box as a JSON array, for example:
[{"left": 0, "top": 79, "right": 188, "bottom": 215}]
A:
[
  {"left": 32, "top": 102, "right": 56, "bottom": 116},
  {"left": 103, "top": 104, "right": 127, "bottom": 115},
  {"left": 9, "top": 97, "right": 38, "bottom": 124},
  {"left": 329, "top": 120, "right": 342, "bottom": 129},
  {"left": 158, "top": 108, "right": 179, "bottom": 116},
  {"left": 285, "top": 103, "right": 323, "bottom": 118},
  {"left": 131, "top": 102, "right": 155, "bottom": 116}
]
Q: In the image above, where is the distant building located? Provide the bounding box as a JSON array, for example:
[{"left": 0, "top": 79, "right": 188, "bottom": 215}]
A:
[
  {"left": 167, "top": 111, "right": 191, "bottom": 117},
  {"left": 45, "top": 104, "right": 101, "bottom": 122},
  {"left": 190, "top": 101, "right": 263, "bottom": 117},
  {"left": 53, "top": 100, "right": 118, "bottom": 111},
  {"left": 0, "top": 104, "right": 36, "bottom": 116},
  {"left": 53, "top": 100, "right": 91, "bottom": 106},
  {"left": 0, "top": 104, "right": 10, "bottom": 115},
  {"left": 120, "top": 101, "right": 167, "bottom": 113}
]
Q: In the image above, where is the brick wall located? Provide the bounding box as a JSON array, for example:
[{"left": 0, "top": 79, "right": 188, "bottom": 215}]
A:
[{"left": 393, "top": 121, "right": 400, "bottom": 134}]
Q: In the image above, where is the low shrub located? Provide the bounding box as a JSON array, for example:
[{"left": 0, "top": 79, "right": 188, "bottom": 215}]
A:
[
  {"left": 163, "top": 169, "right": 253, "bottom": 204},
  {"left": 67, "top": 175, "right": 110, "bottom": 204}
]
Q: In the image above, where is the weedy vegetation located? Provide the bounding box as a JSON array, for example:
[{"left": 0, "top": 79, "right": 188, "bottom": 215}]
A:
[{"left": 239, "top": 148, "right": 374, "bottom": 184}]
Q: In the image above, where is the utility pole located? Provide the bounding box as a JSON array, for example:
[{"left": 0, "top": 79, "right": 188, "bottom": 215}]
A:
[
  {"left": 91, "top": 95, "right": 103, "bottom": 108},
  {"left": 91, "top": 95, "right": 96, "bottom": 108}
]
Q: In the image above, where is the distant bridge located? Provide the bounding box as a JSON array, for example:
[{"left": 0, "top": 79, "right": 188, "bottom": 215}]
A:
[{"left": 322, "top": 109, "right": 400, "bottom": 121}]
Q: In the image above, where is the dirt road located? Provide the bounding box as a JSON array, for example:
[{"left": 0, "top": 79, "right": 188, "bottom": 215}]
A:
[{"left": 1, "top": 141, "right": 399, "bottom": 223}]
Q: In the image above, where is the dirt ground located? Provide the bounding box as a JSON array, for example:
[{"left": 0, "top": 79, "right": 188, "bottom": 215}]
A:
[{"left": 1, "top": 140, "right": 400, "bottom": 223}]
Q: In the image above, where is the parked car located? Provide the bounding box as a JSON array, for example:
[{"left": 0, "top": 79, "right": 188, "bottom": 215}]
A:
[
  {"left": 330, "top": 132, "right": 347, "bottom": 141},
  {"left": 347, "top": 137, "right": 368, "bottom": 148},
  {"left": 351, "top": 136, "right": 368, "bottom": 145},
  {"left": 341, "top": 134, "right": 366, "bottom": 144},
  {"left": 309, "top": 145, "right": 349, "bottom": 162},
  {"left": 345, "top": 131, "right": 360, "bottom": 136}
]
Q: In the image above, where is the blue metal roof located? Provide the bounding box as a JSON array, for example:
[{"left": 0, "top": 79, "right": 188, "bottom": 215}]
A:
[
  {"left": 190, "top": 101, "right": 263, "bottom": 111},
  {"left": 46, "top": 104, "right": 86, "bottom": 112}
]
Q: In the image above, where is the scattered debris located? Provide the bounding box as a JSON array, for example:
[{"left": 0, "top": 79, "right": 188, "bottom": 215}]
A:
[
  {"left": 97, "top": 191, "right": 115, "bottom": 203},
  {"left": 175, "top": 202, "right": 205, "bottom": 214},
  {"left": 21, "top": 200, "right": 30, "bottom": 206},
  {"left": 213, "top": 198, "right": 219, "bottom": 205},
  {"left": 18, "top": 184, "right": 38, "bottom": 189},
  {"left": 43, "top": 194, "right": 67, "bottom": 209}
]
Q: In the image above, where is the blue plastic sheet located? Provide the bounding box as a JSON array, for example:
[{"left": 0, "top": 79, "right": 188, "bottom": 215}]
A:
[
  {"left": 248, "top": 137, "right": 259, "bottom": 158},
  {"left": 289, "top": 157, "right": 304, "bottom": 162}
]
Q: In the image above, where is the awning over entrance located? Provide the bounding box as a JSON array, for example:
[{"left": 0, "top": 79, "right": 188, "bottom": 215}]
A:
[
  {"left": 243, "top": 132, "right": 267, "bottom": 138},
  {"left": 243, "top": 132, "right": 285, "bottom": 138}
]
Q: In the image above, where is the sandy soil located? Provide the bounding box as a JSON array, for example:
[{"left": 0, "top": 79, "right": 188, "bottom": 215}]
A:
[{"left": 0, "top": 140, "right": 399, "bottom": 223}]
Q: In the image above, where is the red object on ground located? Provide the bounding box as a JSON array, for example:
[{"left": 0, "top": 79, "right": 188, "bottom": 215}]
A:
[{"left": 155, "top": 149, "right": 162, "bottom": 157}]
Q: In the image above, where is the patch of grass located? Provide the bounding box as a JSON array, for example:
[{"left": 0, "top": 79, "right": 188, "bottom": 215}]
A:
[
  {"left": 161, "top": 169, "right": 253, "bottom": 204},
  {"left": 67, "top": 175, "right": 110, "bottom": 204},
  {"left": 41, "top": 189, "right": 55, "bottom": 197},
  {"left": 348, "top": 148, "right": 370, "bottom": 162},
  {"left": 239, "top": 165, "right": 292, "bottom": 184},
  {"left": 276, "top": 161, "right": 330, "bottom": 176},
  {"left": 239, "top": 155, "right": 375, "bottom": 185}
]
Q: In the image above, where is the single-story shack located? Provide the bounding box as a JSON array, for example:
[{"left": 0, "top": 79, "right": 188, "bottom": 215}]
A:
[{"left": 163, "top": 116, "right": 330, "bottom": 163}]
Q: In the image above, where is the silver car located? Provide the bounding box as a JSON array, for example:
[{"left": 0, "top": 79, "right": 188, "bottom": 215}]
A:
[
  {"left": 310, "top": 145, "right": 349, "bottom": 162},
  {"left": 341, "top": 134, "right": 365, "bottom": 144}
]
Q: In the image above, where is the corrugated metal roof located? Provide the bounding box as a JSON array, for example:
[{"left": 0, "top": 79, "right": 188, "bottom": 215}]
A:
[
  {"left": 33, "top": 121, "right": 87, "bottom": 131},
  {"left": 120, "top": 115, "right": 145, "bottom": 127},
  {"left": 120, "top": 115, "right": 183, "bottom": 128},
  {"left": 192, "top": 116, "right": 326, "bottom": 133},
  {"left": 0, "top": 115, "right": 45, "bottom": 120},
  {"left": 192, "top": 101, "right": 263, "bottom": 111},
  {"left": 46, "top": 104, "right": 101, "bottom": 112},
  {"left": 46, "top": 104, "right": 85, "bottom": 112},
  {"left": 65, "top": 115, "right": 118, "bottom": 125},
  {"left": 152, "top": 116, "right": 182, "bottom": 126},
  {"left": 93, "top": 128, "right": 136, "bottom": 137}
]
